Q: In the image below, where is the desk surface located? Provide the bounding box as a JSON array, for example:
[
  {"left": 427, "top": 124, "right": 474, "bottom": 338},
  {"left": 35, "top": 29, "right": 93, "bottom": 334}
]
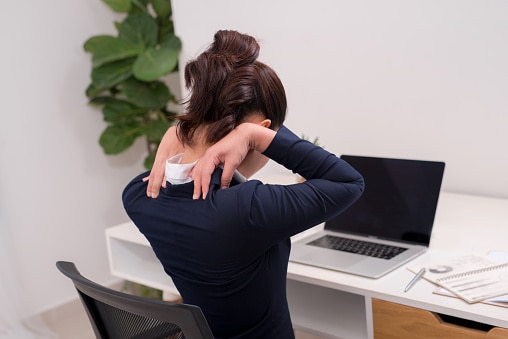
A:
[{"left": 287, "top": 191, "right": 508, "bottom": 329}]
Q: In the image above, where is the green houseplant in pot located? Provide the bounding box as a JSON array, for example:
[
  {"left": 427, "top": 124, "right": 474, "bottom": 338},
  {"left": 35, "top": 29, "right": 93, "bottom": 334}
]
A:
[
  {"left": 84, "top": 0, "right": 181, "bottom": 300},
  {"left": 84, "top": 0, "right": 182, "bottom": 169}
]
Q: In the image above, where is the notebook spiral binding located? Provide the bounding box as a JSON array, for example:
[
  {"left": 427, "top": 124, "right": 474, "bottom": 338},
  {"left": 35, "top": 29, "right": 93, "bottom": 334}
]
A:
[{"left": 436, "top": 262, "right": 508, "bottom": 282}]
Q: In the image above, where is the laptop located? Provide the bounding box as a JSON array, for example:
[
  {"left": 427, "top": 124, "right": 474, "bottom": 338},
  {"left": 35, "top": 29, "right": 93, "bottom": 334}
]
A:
[{"left": 289, "top": 155, "right": 445, "bottom": 278}]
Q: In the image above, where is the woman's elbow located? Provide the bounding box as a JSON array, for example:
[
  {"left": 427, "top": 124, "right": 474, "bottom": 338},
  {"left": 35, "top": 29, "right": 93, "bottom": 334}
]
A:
[{"left": 355, "top": 175, "right": 365, "bottom": 193}]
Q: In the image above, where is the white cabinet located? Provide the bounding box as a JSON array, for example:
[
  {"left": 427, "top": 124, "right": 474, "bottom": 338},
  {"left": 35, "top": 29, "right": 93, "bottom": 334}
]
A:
[
  {"left": 287, "top": 279, "right": 370, "bottom": 338},
  {"left": 105, "top": 221, "right": 370, "bottom": 338},
  {"left": 105, "top": 222, "right": 180, "bottom": 299}
]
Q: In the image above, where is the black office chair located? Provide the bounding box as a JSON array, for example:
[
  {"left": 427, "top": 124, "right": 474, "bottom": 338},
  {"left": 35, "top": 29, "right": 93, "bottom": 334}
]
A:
[{"left": 56, "top": 261, "right": 214, "bottom": 339}]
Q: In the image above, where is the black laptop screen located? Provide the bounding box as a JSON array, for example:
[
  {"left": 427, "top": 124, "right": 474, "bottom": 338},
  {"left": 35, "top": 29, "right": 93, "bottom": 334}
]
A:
[{"left": 325, "top": 155, "right": 445, "bottom": 246}]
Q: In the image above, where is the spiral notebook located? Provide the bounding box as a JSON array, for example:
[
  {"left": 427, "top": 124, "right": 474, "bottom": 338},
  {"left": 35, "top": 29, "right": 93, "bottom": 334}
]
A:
[{"left": 408, "top": 253, "right": 508, "bottom": 303}]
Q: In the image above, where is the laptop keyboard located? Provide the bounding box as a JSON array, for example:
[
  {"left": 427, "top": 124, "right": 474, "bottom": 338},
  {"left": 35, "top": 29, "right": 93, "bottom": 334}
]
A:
[{"left": 307, "top": 235, "right": 408, "bottom": 260}]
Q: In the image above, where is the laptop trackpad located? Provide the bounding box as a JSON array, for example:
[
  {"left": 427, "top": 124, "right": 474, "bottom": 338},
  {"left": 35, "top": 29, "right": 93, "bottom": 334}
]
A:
[{"left": 295, "top": 250, "right": 364, "bottom": 269}]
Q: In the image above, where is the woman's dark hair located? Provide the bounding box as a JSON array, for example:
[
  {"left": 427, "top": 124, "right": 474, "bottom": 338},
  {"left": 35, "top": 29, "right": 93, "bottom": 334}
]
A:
[{"left": 177, "top": 30, "right": 287, "bottom": 146}]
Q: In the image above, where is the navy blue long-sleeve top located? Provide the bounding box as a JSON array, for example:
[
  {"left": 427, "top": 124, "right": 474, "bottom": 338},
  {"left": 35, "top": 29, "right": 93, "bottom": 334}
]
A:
[{"left": 122, "top": 126, "right": 364, "bottom": 338}]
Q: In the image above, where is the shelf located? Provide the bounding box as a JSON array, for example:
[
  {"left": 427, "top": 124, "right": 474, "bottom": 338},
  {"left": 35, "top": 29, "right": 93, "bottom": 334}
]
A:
[
  {"left": 105, "top": 222, "right": 150, "bottom": 246},
  {"left": 287, "top": 279, "right": 368, "bottom": 339},
  {"left": 106, "top": 223, "right": 179, "bottom": 295}
]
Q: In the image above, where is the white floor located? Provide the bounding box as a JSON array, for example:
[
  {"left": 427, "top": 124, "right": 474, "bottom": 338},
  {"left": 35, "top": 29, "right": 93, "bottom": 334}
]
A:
[
  {"left": 42, "top": 298, "right": 95, "bottom": 339},
  {"left": 43, "top": 298, "right": 324, "bottom": 339}
]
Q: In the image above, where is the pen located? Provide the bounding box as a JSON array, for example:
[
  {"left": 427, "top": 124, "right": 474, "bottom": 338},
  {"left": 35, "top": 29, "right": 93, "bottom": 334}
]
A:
[{"left": 404, "top": 268, "right": 425, "bottom": 292}]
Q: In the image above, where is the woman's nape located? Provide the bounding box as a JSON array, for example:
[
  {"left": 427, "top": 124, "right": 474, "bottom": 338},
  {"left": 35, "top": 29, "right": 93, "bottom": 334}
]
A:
[{"left": 180, "top": 113, "right": 272, "bottom": 176}]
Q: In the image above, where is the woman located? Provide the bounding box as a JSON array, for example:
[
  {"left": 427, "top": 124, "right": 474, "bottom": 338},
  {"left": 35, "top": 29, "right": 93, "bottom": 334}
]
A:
[{"left": 123, "top": 30, "right": 364, "bottom": 338}]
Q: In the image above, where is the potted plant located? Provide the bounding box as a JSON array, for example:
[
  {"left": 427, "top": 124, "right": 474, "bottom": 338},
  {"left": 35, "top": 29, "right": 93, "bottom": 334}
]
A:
[
  {"left": 301, "top": 134, "right": 321, "bottom": 148},
  {"left": 84, "top": 0, "right": 182, "bottom": 301},
  {"left": 84, "top": 0, "right": 182, "bottom": 169}
]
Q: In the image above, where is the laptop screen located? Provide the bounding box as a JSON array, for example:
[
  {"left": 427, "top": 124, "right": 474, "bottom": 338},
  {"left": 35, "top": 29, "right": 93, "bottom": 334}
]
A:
[{"left": 325, "top": 155, "right": 445, "bottom": 246}]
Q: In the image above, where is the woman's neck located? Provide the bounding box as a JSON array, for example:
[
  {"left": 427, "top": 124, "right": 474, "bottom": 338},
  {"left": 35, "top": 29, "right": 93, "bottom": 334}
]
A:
[
  {"left": 180, "top": 126, "right": 209, "bottom": 164},
  {"left": 180, "top": 146, "right": 206, "bottom": 164}
]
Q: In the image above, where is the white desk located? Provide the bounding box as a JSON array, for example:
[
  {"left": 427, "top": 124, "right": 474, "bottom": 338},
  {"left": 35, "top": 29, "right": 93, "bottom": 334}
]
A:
[{"left": 106, "top": 192, "right": 508, "bottom": 338}]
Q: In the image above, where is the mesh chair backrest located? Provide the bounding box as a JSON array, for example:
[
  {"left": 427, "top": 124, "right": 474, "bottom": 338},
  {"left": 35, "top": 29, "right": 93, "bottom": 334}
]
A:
[
  {"left": 56, "top": 261, "right": 213, "bottom": 339},
  {"left": 78, "top": 290, "right": 185, "bottom": 339}
]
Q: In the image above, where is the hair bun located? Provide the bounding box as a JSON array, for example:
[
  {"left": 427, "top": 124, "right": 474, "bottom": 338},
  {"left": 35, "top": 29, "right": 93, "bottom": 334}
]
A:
[{"left": 207, "top": 30, "right": 260, "bottom": 67}]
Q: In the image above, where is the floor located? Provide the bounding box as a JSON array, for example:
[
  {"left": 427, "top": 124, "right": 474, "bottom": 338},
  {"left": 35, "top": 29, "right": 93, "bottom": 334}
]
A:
[
  {"left": 41, "top": 298, "right": 95, "bottom": 339},
  {"left": 43, "top": 297, "right": 324, "bottom": 339}
]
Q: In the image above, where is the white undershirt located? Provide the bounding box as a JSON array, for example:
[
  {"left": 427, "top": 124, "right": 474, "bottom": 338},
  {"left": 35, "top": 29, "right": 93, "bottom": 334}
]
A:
[
  {"left": 165, "top": 153, "right": 248, "bottom": 185},
  {"left": 165, "top": 154, "right": 197, "bottom": 185}
]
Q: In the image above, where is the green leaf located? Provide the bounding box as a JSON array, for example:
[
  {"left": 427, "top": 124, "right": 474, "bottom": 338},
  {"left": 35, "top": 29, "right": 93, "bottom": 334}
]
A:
[
  {"left": 161, "top": 108, "right": 178, "bottom": 120},
  {"left": 118, "top": 13, "right": 158, "bottom": 48},
  {"left": 159, "top": 20, "right": 175, "bottom": 41},
  {"left": 133, "top": 47, "right": 178, "bottom": 81},
  {"left": 130, "top": 0, "right": 149, "bottom": 14},
  {"left": 122, "top": 77, "right": 171, "bottom": 109},
  {"left": 102, "top": 101, "right": 145, "bottom": 124},
  {"left": 92, "top": 39, "right": 144, "bottom": 68},
  {"left": 122, "top": 281, "right": 162, "bottom": 299},
  {"left": 152, "top": 0, "right": 172, "bottom": 18},
  {"left": 144, "top": 115, "right": 171, "bottom": 141},
  {"left": 99, "top": 125, "right": 142, "bottom": 154},
  {"left": 92, "top": 57, "right": 135, "bottom": 89},
  {"left": 89, "top": 96, "right": 117, "bottom": 105},
  {"left": 160, "top": 34, "right": 182, "bottom": 51},
  {"left": 103, "top": 0, "right": 131, "bottom": 13},
  {"left": 143, "top": 149, "right": 157, "bottom": 170},
  {"left": 83, "top": 35, "right": 116, "bottom": 53},
  {"left": 85, "top": 83, "right": 108, "bottom": 98}
]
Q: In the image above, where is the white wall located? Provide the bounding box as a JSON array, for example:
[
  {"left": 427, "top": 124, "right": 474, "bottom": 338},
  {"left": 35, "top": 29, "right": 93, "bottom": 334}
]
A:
[
  {"left": 0, "top": 1, "right": 145, "bottom": 315},
  {"left": 173, "top": 0, "right": 508, "bottom": 199}
]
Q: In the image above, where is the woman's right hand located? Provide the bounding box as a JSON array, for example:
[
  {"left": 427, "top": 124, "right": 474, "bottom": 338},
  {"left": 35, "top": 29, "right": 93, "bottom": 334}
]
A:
[
  {"left": 191, "top": 123, "right": 276, "bottom": 200},
  {"left": 144, "top": 126, "right": 184, "bottom": 198}
]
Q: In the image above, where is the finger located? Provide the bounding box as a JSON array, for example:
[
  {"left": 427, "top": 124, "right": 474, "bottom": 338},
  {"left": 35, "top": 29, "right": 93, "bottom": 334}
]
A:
[
  {"left": 220, "top": 163, "right": 235, "bottom": 189},
  {"left": 191, "top": 159, "right": 216, "bottom": 200},
  {"left": 146, "top": 172, "right": 164, "bottom": 198},
  {"left": 200, "top": 171, "right": 212, "bottom": 199},
  {"left": 192, "top": 173, "right": 202, "bottom": 200},
  {"left": 143, "top": 176, "right": 156, "bottom": 198}
]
